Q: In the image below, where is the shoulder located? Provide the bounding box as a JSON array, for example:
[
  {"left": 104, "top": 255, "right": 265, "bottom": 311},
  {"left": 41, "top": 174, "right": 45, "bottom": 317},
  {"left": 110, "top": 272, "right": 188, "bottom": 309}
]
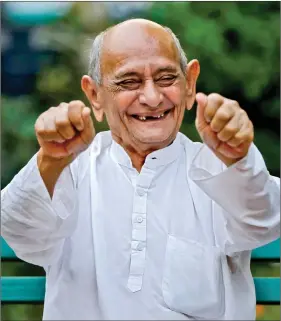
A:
[
  {"left": 177, "top": 132, "right": 224, "bottom": 173},
  {"left": 70, "top": 131, "right": 113, "bottom": 185},
  {"left": 177, "top": 132, "right": 204, "bottom": 162}
]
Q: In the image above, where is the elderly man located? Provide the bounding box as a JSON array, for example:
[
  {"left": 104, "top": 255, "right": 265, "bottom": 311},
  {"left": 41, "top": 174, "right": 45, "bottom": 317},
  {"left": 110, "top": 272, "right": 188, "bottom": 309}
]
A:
[{"left": 1, "top": 19, "right": 280, "bottom": 320}]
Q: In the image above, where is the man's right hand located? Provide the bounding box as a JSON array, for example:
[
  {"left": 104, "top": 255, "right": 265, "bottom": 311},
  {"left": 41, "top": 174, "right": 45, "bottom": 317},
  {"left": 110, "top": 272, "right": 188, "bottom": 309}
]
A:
[
  {"left": 35, "top": 100, "right": 95, "bottom": 160},
  {"left": 34, "top": 101, "right": 95, "bottom": 197}
]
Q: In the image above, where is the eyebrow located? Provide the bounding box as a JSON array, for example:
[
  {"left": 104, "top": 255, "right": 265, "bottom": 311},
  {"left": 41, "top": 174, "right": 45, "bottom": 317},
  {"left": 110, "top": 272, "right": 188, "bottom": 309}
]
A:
[
  {"left": 114, "top": 66, "right": 179, "bottom": 80},
  {"left": 114, "top": 71, "right": 141, "bottom": 80},
  {"left": 153, "top": 66, "right": 178, "bottom": 75}
]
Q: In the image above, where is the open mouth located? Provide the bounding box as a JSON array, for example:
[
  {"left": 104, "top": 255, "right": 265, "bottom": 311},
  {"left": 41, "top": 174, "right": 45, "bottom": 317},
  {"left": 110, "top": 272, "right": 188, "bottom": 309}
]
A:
[{"left": 131, "top": 109, "right": 172, "bottom": 121}]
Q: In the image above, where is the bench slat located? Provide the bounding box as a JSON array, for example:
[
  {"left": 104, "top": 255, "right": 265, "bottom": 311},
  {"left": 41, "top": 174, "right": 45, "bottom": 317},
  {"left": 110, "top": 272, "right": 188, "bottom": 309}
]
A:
[
  {"left": 254, "top": 277, "right": 280, "bottom": 304},
  {"left": 252, "top": 239, "right": 280, "bottom": 260},
  {"left": 1, "top": 277, "right": 280, "bottom": 304},
  {"left": 1, "top": 277, "right": 45, "bottom": 302},
  {"left": 1, "top": 238, "right": 16, "bottom": 260}
]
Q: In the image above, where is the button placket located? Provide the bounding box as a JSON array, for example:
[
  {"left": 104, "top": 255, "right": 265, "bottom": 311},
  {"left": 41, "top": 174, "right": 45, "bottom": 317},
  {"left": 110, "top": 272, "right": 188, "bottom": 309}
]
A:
[{"left": 127, "top": 167, "right": 154, "bottom": 292}]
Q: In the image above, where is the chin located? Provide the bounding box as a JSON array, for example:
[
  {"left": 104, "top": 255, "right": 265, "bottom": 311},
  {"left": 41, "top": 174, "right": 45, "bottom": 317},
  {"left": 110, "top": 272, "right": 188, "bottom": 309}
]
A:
[{"left": 133, "top": 130, "right": 176, "bottom": 147}]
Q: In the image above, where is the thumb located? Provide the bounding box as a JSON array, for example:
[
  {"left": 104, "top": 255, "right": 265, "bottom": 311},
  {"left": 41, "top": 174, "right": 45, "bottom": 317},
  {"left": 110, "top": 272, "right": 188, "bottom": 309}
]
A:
[
  {"left": 80, "top": 107, "right": 95, "bottom": 145},
  {"left": 195, "top": 92, "right": 208, "bottom": 131}
]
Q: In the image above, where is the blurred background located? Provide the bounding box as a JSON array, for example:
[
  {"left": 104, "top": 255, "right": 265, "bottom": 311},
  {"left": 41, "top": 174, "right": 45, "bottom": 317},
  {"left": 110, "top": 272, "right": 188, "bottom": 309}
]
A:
[{"left": 1, "top": 1, "right": 280, "bottom": 320}]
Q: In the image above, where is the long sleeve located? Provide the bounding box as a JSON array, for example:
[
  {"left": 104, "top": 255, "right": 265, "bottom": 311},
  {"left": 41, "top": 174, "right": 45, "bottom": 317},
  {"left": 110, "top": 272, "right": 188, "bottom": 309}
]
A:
[
  {"left": 1, "top": 154, "right": 78, "bottom": 267},
  {"left": 189, "top": 143, "right": 280, "bottom": 254}
]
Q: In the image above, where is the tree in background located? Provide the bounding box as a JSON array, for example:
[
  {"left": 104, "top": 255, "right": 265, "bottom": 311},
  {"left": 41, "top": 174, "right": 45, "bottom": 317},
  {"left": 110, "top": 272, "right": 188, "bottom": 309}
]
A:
[
  {"left": 145, "top": 2, "right": 280, "bottom": 176},
  {"left": 2, "top": 2, "right": 279, "bottom": 189}
]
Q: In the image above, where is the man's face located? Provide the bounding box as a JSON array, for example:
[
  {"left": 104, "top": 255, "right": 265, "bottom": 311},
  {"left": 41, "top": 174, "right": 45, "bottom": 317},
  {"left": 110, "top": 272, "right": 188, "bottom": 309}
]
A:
[{"left": 84, "top": 21, "right": 199, "bottom": 152}]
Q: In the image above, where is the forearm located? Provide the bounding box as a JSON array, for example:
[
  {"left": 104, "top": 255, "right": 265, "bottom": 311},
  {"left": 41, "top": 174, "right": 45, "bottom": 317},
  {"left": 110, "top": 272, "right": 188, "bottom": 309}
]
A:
[
  {"left": 1, "top": 153, "right": 78, "bottom": 266},
  {"left": 37, "top": 148, "right": 74, "bottom": 198},
  {"left": 189, "top": 144, "right": 280, "bottom": 247}
]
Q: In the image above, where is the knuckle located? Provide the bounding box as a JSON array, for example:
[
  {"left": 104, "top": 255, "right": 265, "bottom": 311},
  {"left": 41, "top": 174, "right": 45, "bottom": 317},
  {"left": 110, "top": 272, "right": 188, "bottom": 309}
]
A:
[
  {"left": 34, "top": 116, "right": 45, "bottom": 134},
  {"left": 46, "top": 127, "right": 57, "bottom": 134},
  {"left": 56, "top": 119, "right": 69, "bottom": 128},
  {"left": 224, "top": 126, "right": 237, "bottom": 135},
  {"left": 35, "top": 127, "right": 45, "bottom": 136},
  {"left": 231, "top": 100, "right": 239, "bottom": 107},
  {"left": 216, "top": 109, "right": 229, "bottom": 120},
  {"left": 239, "top": 109, "right": 247, "bottom": 118},
  {"left": 208, "top": 93, "right": 221, "bottom": 101},
  {"left": 69, "top": 100, "right": 85, "bottom": 109},
  {"left": 48, "top": 106, "right": 57, "bottom": 112},
  {"left": 204, "top": 109, "right": 213, "bottom": 120},
  {"left": 58, "top": 102, "right": 68, "bottom": 109},
  {"left": 44, "top": 129, "right": 57, "bottom": 137},
  {"left": 236, "top": 131, "right": 248, "bottom": 141}
]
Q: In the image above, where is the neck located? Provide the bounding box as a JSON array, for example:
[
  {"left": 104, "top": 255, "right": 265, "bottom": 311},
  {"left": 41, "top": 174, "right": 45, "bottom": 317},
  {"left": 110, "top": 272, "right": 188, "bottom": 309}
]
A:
[
  {"left": 111, "top": 133, "right": 174, "bottom": 172},
  {"left": 123, "top": 144, "right": 157, "bottom": 173},
  {"left": 126, "top": 150, "right": 146, "bottom": 172}
]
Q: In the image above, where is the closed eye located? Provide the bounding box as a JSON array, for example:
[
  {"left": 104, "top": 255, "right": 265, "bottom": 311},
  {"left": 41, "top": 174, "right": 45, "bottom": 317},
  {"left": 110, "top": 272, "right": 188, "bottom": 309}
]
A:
[
  {"left": 116, "top": 79, "right": 141, "bottom": 90},
  {"left": 156, "top": 75, "right": 177, "bottom": 86},
  {"left": 122, "top": 80, "right": 138, "bottom": 84}
]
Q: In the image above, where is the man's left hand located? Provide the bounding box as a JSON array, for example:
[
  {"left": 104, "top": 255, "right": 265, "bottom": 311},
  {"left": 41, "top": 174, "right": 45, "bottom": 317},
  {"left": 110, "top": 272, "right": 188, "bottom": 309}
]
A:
[{"left": 195, "top": 93, "right": 254, "bottom": 167}]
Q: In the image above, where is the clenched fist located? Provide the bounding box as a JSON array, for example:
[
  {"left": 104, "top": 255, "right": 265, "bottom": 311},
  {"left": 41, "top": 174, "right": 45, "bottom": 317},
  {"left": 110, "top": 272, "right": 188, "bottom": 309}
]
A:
[
  {"left": 35, "top": 100, "right": 95, "bottom": 160},
  {"left": 35, "top": 101, "right": 95, "bottom": 197},
  {"left": 195, "top": 93, "right": 254, "bottom": 166}
]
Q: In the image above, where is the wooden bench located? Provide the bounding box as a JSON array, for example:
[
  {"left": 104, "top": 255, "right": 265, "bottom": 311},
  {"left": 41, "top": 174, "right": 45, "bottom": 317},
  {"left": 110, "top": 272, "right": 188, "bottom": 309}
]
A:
[{"left": 1, "top": 237, "right": 280, "bottom": 304}]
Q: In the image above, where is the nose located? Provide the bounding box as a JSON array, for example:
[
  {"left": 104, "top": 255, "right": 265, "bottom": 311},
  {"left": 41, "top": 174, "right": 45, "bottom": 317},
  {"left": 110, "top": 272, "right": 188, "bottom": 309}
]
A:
[{"left": 139, "top": 80, "right": 163, "bottom": 108}]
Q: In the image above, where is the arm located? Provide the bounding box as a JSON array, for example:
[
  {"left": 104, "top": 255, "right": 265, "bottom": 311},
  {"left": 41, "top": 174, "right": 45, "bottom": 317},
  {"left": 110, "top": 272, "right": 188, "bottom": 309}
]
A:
[
  {"left": 1, "top": 154, "right": 78, "bottom": 267},
  {"left": 189, "top": 143, "right": 280, "bottom": 253},
  {"left": 1, "top": 100, "right": 95, "bottom": 267},
  {"left": 192, "top": 93, "right": 279, "bottom": 253}
]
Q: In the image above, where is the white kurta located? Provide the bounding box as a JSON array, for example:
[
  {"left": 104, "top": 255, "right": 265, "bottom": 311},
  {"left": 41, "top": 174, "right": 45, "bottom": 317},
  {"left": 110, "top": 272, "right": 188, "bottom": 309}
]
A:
[{"left": 1, "top": 131, "right": 280, "bottom": 320}]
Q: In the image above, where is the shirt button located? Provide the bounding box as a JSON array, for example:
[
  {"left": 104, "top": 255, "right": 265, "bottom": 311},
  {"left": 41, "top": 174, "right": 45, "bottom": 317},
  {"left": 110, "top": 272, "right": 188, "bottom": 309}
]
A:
[
  {"left": 136, "top": 242, "right": 145, "bottom": 251},
  {"left": 136, "top": 216, "right": 143, "bottom": 223},
  {"left": 137, "top": 189, "right": 145, "bottom": 197}
]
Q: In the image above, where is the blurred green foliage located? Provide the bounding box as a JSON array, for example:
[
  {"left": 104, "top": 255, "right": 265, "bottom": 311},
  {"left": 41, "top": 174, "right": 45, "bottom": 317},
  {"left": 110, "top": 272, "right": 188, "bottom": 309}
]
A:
[{"left": 1, "top": 2, "right": 280, "bottom": 320}]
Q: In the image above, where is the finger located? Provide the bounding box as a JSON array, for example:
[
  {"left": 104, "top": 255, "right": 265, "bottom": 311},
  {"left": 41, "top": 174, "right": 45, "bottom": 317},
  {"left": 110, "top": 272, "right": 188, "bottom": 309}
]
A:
[
  {"left": 68, "top": 100, "right": 85, "bottom": 131},
  {"left": 35, "top": 110, "right": 65, "bottom": 142},
  {"left": 227, "top": 121, "right": 253, "bottom": 148},
  {"left": 66, "top": 108, "right": 94, "bottom": 154},
  {"left": 204, "top": 93, "right": 224, "bottom": 123},
  {"left": 55, "top": 104, "right": 76, "bottom": 140},
  {"left": 80, "top": 107, "right": 95, "bottom": 145},
  {"left": 34, "top": 115, "right": 45, "bottom": 136},
  {"left": 195, "top": 92, "right": 208, "bottom": 131},
  {"left": 210, "top": 103, "right": 236, "bottom": 133},
  {"left": 217, "top": 110, "right": 245, "bottom": 142}
]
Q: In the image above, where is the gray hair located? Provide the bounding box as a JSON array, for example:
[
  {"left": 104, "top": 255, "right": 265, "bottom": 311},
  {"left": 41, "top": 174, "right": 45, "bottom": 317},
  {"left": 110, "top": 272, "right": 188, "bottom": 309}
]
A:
[{"left": 88, "top": 25, "right": 188, "bottom": 85}]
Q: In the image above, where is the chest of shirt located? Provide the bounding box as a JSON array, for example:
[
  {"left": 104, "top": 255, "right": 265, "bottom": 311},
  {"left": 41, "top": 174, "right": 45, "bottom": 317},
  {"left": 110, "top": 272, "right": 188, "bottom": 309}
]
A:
[{"left": 72, "top": 154, "right": 220, "bottom": 267}]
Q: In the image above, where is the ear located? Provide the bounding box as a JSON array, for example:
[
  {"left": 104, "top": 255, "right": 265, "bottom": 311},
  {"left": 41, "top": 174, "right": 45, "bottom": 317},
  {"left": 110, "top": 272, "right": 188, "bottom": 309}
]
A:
[
  {"left": 185, "top": 59, "right": 200, "bottom": 110},
  {"left": 81, "top": 75, "right": 104, "bottom": 122}
]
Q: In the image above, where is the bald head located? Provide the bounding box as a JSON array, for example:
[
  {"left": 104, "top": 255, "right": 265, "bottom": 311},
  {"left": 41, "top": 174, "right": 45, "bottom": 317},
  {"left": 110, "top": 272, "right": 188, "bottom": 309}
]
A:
[
  {"left": 104, "top": 19, "right": 175, "bottom": 56},
  {"left": 88, "top": 19, "right": 188, "bottom": 84}
]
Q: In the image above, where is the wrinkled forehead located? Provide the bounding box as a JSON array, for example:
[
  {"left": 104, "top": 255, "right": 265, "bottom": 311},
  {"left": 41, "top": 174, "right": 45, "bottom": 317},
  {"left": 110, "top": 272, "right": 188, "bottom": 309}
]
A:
[{"left": 101, "top": 24, "right": 180, "bottom": 79}]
